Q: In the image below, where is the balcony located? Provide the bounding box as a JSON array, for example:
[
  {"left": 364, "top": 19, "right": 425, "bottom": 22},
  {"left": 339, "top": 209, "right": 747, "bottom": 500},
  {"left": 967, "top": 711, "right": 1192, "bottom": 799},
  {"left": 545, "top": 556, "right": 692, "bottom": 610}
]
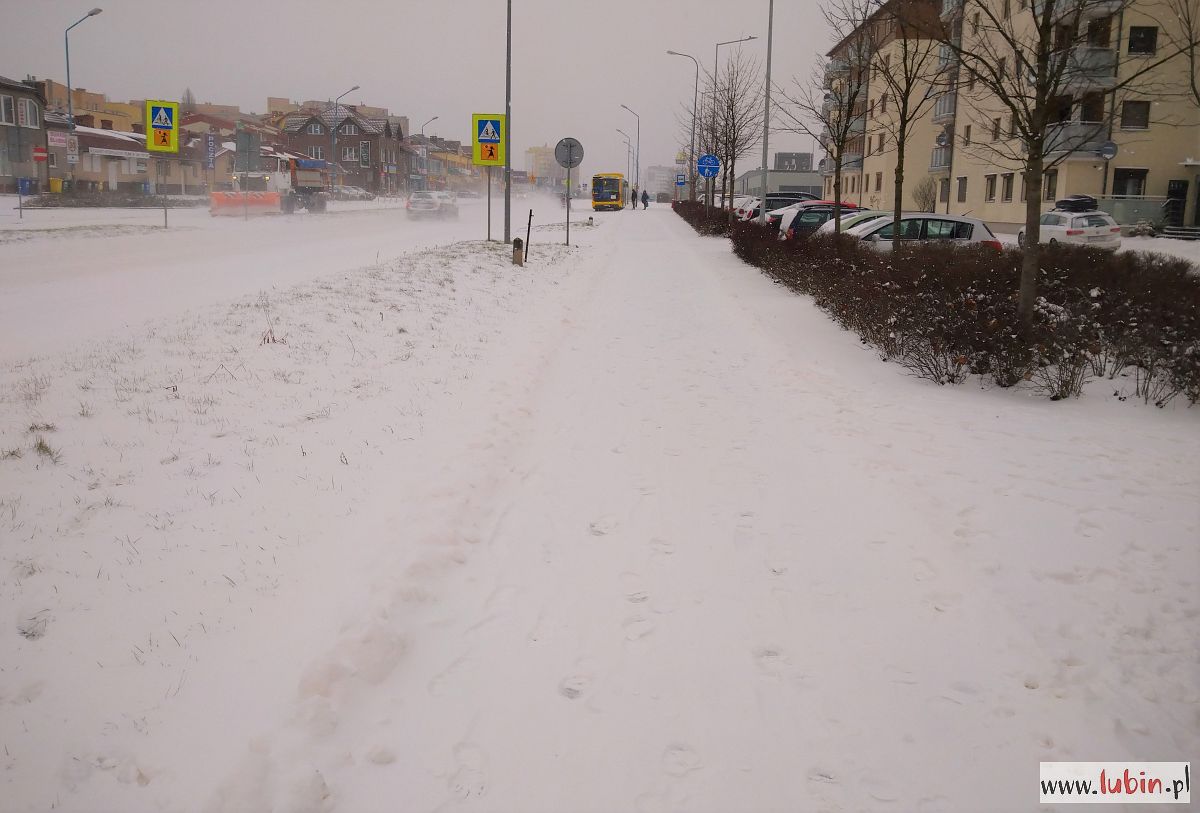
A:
[
  {"left": 931, "top": 93, "right": 956, "bottom": 123},
  {"left": 1035, "top": 0, "right": 1123, "bottom": 24},
  {"left": 826, "top": 57, "right": 850, "bottom": 75},
  {"left": 941, "top": 0, "right": 963, "bottom": 18},
  {"left": 936, "top": 45, "right": 960, "bottom": 76},
  {"left": 819, "top": 154, "right": 864, "bottom": 176},
  {"left": 930, "top": 145, "right": 953, "bottom": 171},
  {"left": 848, "top": 113, "right": 866, "bottom": 135},
  {"left": 1045, "top": 119, "right": 1108, "bottom": 155},
  {"left": 1054, "top": 45, "right": 1117, "bottom": 89}
]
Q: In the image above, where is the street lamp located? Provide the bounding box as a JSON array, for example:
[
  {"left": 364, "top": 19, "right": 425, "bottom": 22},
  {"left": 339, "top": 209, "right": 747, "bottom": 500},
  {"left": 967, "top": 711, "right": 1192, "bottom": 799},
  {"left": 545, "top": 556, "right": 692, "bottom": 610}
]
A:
[
  {"left": 616, "top": 128, "right": 632, "bottom": 206},
  {"left": 620, "top": 104, "right": 639, "bottom": 193},
  {"left": 758, "top": 2, "right": 775, "bottom": 225},
  {"left": 64, "top": 7, "right": 102, "bottom": 184},
  {"left": 330, "top": 84, "right": 359, "bottom": 192},
  {"left": 711, "top": 35, "right": 757, "bottom": 209},
  {"left": 420, "top": 115, "right": 438, "bottom": 137},
  {"left": 667, "top": 50, "right": 700, "bottom": 201}
]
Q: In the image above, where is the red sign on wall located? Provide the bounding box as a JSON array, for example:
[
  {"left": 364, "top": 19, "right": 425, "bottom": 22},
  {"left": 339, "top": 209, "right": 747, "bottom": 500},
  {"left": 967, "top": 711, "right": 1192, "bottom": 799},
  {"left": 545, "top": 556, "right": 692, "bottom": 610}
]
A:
[{"left": 32, "top": 146, "right": 47, "bottom": 163}]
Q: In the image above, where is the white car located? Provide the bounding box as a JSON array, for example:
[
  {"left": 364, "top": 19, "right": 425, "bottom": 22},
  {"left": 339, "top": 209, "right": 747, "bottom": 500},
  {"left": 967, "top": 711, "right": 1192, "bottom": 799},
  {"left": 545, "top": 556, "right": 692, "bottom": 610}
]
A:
[
  {"left": 845, "top": 213, "right": 1003, "bottom": 250},
  {"left": 1018, "top": 210, "right": 1121, "bottom": 249},
  {"left": 813, "top": 210, "right": 890, "bottom": 235}
]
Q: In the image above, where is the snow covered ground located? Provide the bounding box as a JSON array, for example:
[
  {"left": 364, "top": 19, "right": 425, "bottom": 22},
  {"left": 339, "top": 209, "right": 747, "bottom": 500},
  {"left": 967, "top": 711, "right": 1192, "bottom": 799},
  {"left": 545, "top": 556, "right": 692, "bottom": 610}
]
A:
[{"left": 1, "top": 202, "right": 1196, "bottom": 812}]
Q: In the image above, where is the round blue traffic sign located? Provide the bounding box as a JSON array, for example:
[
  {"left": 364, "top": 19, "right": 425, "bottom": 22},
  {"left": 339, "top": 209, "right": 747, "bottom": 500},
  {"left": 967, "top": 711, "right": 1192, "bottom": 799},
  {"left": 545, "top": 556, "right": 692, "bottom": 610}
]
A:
[{"left": 697, "top": 154, "right": 721, "bottom": 178}]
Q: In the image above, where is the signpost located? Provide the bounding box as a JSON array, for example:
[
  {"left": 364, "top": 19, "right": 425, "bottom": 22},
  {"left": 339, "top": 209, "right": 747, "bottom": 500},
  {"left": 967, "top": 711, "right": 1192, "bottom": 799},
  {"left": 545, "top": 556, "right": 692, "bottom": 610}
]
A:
[
  {"left": 697, "top": 153, "right": 720, "bottom": 211},
  {"left": 66, "top": 134, "right": 79, "bottom": 166},
  {"left": 146, "top": 100, "right": 180, "bottom": 229},
  {"left": 473, "top": 114, "right": 506, "bottom": 242},
  {"left": 555, "top": 137, "right": 584, "bottom": 246}
]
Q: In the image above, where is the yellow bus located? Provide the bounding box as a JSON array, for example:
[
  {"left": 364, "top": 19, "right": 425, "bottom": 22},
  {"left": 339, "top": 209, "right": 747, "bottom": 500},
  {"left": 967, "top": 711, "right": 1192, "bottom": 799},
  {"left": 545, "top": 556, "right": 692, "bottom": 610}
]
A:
[{"left": 592, "top": 173, "right": 627, "bottom": 211}]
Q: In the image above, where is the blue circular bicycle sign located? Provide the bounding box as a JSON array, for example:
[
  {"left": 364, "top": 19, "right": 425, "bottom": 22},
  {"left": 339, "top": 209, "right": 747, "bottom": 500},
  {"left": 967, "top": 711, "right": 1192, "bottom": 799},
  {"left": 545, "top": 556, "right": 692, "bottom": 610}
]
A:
[{"left": 697, "top": 154, "right": 721, "bottom": 178}]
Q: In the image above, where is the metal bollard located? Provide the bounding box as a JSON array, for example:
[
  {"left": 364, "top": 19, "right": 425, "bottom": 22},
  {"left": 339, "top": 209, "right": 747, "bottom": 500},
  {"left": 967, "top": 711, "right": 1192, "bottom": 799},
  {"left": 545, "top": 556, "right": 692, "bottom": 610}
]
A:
[{"left": 512, "top": 237, "right": 524, "bottom": 266}]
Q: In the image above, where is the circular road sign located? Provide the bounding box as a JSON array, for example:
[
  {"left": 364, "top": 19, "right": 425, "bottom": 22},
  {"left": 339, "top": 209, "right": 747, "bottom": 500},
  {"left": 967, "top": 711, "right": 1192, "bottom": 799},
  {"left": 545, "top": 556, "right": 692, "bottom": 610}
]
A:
[
  {"left": 555, "top": 137, "right": 584, "bottom": 169},
  {"left": 1098, "top": 141, "right": 1118, "bottom": 161},
  {"left": 697, "top": 154, "right": 721, "bottom": 178}
]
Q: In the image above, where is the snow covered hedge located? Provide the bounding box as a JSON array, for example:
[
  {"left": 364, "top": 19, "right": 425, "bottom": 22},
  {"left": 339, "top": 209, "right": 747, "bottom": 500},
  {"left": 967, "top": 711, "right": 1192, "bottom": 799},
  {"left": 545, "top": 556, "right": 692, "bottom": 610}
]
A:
[
  {"left": 723, "top": 220, "right": 1200, "bottom": 405},
  {"left": 672, "top": 200, "right": 734, "bottom": 236}
]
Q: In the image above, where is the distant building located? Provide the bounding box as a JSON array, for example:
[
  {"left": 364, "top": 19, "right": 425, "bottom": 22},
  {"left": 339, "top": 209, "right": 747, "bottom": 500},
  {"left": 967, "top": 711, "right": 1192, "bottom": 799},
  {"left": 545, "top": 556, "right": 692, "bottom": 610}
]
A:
[
  {"left": 645, "top": 165, "right": 680, "bottom": 198},
  {"left": 0, "top": 75, "right": 47, "bottom": 193},
  {"left": 525, "top": 144, "right": 565, "bottom": 188},
  {"left": 734, "top": 168, "right": 823, "bottom": 197},
  {"left": 32, "top": 77, "right": 139, "bottom": 132},
  {"left": 774, "top": 152, "right": 813, "bottom": 172}
]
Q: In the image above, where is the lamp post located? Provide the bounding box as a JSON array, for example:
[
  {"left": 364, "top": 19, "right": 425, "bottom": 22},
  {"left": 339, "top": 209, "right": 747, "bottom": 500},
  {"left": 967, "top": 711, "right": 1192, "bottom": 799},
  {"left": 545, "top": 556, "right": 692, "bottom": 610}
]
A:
[
  {"left": 711, "top": 34, "right": 757, "bottom": 209},
  {"left": 420, "top": 115, "right": 438, "bottom": 137},
  {"left": 64, "top": 7, "right": 102, "bottom": 184},
  {"left": 616, "top": 128, "right": 632, "bottom": 207},
  {"left": 666, "top": 50, "right": 700, "bottom": 202},
  {"left": 504, "top": 0, "right": 512, "bottom": 244},
  {"left": 619, "top": 104, "right": 639, "bottom": 194},
  {"left": 330, "top": 84, "right": 359, "bottom": 193},
  {"left": 758, "top": 1, "right": 775, "bottom": 225}
]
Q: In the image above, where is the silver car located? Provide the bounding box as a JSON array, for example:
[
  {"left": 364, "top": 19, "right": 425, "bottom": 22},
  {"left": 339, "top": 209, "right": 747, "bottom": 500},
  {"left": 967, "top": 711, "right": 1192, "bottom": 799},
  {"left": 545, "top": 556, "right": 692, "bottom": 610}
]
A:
[
  {"left": 846, "top": 213, "right": 1003, "bottom": 250},
  {"left": 1018, "top": 210, "right": 1121, "bottom": 250}
]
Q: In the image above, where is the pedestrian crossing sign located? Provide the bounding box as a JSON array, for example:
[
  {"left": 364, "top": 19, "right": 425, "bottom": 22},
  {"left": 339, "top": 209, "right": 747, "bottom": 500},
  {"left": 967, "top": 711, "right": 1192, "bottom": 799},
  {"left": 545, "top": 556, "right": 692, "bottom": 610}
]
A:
[
  {"left": 472, "top": 113, "right": 505, "bottom": 166},
  {"left": 145, "top": 99, "right": 179, "bottom": 154}
]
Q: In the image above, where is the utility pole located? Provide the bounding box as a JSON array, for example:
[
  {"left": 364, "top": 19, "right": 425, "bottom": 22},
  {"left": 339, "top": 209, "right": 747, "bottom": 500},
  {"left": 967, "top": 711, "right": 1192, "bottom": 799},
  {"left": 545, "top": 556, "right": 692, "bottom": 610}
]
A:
[
  {"left": 710, "top": 35, "right": 757, "bottom": 210},
  {"left": 504, "top": 0, "right": 512, "bottom": 243},
  {"left": 757, "top": 1, "right": 774, "bottom": 224},
  {"left": 667, "top": 50, "right": 700, "bottom": 201},
  {"left": 65, "top": 8, "right": 103, "bottom": 187}
]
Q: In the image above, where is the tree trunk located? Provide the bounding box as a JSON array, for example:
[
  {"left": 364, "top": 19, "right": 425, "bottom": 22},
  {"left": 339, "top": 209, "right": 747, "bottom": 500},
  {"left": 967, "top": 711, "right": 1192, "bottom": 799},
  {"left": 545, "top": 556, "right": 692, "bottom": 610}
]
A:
[
  {"left": 834, "top": 162, "right": 843, "bottom": 236},
  {"left": 1019, "top": 152, "right": 1045, "bottom": 337},
  {"left": 892, "top": 140, "right": 906, "bottom": 252}
]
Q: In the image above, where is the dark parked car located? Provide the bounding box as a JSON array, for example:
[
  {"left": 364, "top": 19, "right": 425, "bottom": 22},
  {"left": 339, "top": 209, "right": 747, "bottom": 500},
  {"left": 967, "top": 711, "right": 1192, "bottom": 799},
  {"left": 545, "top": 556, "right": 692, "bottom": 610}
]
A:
[{"left": 736, "top": 192, "right": 820, "bottom": 221}]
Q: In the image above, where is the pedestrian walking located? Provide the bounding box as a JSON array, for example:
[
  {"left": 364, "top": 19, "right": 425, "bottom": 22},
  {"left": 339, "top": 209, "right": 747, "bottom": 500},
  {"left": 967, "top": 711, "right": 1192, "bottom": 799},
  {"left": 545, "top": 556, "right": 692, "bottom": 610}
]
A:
[
  {"left": 630, "top": 187, "right": 637, "bottom": 210},
  {"left": 641, "top": 190, "right": 650, "bottom": 210}
]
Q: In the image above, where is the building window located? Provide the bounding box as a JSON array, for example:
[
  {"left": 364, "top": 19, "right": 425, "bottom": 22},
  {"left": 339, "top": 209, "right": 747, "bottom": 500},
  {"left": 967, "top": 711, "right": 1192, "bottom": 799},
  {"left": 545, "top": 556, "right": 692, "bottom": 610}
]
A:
[
  {"left": 877, "top": 133, "right": 885, "bottom": 152},
  {"left": 967, "top": 72, "right": 976, "bottom": 91},
  {"left": 851, "top": 175, "right": 857, "bottom": 193},
  {"left": 1002, "top": 0, "right": 1011, "bottom": 18},
  {"left": 1008, "top": 116, "right": 1017, "bottom": 137},
  {"left": 48, "top": 153, "right": 57, "bottom": 168},
  {"left": 1080, "top": 91, "right": 1105, "bottom": 123},
  {"left": 957, "top": 176, "right": 967, "bottom": 202},
  {"left": 18, "top": 98, "right": 39, "bottom": 128},
  {"left": 308, "top": 145, "right": 324, "bottom": 160},
  {"left": 1044, "top": 169, "right": 1058, "bottom": 200},
  {"left": 985, "top": 174, "right": 997, "bottom": 201},
  {"left": 963, "top": 124, "right": 972, "bottom": 145},
  {"left": 1087, "top": 16, "right": 1112, "bottom": 48},
  {"left": 341, "top": 146, "right": 357, "bottom": 161},
  {"left": 1020, "top": 173, "right": 1027, "bottom": 201},
  {"left": 1, "top": 95, "right": 15, "bottom": 125},
  {"left": 359, "top": 140, "right": 370, "bottom": 168},
  {"left": 1112, "top": 168, "right": 1148, "bottom": 196},
  {"left": 992, "top": 118, "right": 1001, "bottom": 141},
  {"left": 866, "top": 138, "right": 872, "bottom": 157},
  {"left": 342, "top": 123, "right": 358, "bottom": 136},
  {"left": 939, "top": 177, "right": 950, "bottom": 202},
  {"left": 1121, "top": 100, "right": 1150, "bottom": 129},
  {"left": 1001, "top": 172, "right": 1014, "bottom": 201},
  {"left": 972, "top": 11, "right": 980, "bottom": 34},
  {"left": 1128, "top": 26, "right": 1158, "bottom": 55},
  {"left": 875, "top": 171, "right": 882, "bottom": 192},
  {"left": 881, "top": 93, "right": 888, "bottom": 114}
]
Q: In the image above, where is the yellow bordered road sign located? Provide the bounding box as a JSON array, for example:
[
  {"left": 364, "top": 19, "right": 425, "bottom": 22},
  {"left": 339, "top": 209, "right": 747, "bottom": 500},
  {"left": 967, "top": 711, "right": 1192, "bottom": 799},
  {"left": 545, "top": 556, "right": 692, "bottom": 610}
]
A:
[
  {"left": 145, "top": 100, "right": 180, "bottom": 154},
  {"left": 472, "top": 113, "right": 505, "bottom": 166}
]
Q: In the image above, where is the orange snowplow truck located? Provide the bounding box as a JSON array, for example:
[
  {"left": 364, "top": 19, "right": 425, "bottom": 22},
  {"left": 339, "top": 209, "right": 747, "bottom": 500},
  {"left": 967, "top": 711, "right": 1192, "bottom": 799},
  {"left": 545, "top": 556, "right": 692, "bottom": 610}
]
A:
[{"left": 210, "top": 158, "right": 330, "bottom": 216}]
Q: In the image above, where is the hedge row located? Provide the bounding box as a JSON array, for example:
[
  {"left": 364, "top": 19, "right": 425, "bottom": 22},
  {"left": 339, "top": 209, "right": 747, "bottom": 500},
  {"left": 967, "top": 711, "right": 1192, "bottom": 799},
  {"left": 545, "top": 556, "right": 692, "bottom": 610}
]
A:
[
  {"left": 707, "top": 216, "right": 1199, "bottom": 405},
  {"left": 672, "top": 200, "right": 735, "bottom": 236}
]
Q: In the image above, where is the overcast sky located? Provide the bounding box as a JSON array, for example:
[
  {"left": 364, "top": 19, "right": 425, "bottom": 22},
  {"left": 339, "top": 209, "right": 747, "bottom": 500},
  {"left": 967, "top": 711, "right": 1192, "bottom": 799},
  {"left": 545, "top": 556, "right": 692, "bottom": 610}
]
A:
[{"left": 7, "top": 0, "right": 833, "bottom": 181}]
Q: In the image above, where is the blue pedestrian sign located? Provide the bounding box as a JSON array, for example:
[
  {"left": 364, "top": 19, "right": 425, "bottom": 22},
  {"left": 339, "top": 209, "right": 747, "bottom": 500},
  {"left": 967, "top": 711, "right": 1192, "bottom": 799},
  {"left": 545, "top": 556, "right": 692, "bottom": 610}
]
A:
[
  {"left": 477, "top": 118, "right": 501, "bottom": 143},
  {"left": 697, "top": 154, "right": 720, "bottom": 178}
]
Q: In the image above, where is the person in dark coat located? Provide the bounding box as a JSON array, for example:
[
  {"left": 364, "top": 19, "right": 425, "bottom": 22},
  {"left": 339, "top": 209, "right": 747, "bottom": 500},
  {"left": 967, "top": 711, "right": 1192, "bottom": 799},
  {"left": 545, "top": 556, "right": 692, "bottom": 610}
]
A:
[{"left": 641, "top": 189, "right": 650, "bottom": 209}]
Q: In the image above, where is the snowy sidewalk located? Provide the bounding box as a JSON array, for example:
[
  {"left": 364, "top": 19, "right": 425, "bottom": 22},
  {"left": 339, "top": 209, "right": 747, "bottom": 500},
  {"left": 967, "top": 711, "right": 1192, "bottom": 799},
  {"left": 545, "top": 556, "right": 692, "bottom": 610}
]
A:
[
  {"left": 2, "top": 205, "right": 1195, "bottom": 812},
  {"left": 212, "top": 209, "right": 1196, "bottom": 811}
]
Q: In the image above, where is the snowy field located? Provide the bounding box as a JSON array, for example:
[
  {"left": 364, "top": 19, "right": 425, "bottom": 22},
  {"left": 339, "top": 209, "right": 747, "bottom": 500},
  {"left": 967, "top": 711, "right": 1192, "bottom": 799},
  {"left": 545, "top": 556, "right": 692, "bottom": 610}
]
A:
[{"left": 1, "top": 200, "right": 1196, "bottom": 812}]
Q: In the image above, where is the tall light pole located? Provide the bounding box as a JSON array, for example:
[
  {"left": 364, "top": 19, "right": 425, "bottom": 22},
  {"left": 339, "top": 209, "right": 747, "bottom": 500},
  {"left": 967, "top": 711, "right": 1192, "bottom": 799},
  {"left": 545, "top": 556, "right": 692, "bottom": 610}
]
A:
[
  {"left": 330, "top": 84, "right": 359, "bottom": 192},
  {"left": 757, "top": 1, "right": 775, "bottom": 224},
  {"left": 620, "top": 104, "right": 639, "bottom": 194},
  {"left": 503, "top": 0, "right": 512, "bottom": 243},
  {"left": 711, "top": 35, "right": 757, "bottom": 209},
  {"left": 666, "top": 50, "right": 700, "bottom": 202},
  {"left": 420, "top": 115, "right": 438, "bottom": 136},
  {"left": 616, "top": 128, "right": 632, "bottom": 206},
  {"left": 65, "top": 7, "right": 102, "bottom": 184}
]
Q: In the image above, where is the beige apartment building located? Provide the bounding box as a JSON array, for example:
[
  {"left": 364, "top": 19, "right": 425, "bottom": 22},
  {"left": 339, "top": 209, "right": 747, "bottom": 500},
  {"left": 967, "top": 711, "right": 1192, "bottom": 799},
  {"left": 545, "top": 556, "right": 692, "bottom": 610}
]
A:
[{"left": 821, "top": 0, "right": 1200, "bottom": 229}]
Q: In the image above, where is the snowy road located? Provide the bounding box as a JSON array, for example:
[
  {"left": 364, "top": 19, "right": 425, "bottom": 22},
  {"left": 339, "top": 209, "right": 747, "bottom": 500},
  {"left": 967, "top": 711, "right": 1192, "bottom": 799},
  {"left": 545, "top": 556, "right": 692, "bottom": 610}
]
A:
[{"left": 1, "top": 204, "right": 1196, "bottom": 812}]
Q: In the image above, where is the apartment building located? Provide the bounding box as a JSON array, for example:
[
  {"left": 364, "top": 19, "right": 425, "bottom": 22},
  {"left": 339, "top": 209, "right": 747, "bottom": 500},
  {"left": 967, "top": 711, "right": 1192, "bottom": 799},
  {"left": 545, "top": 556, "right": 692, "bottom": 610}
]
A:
[{"left": 821, "top": 0, "right": 1200, "bottom": 228}]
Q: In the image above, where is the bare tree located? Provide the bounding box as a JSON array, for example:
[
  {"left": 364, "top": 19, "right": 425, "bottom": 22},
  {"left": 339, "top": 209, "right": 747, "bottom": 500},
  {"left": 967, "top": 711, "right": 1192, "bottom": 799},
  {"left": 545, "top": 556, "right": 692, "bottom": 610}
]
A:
[
  {"left": 864, "top": 0, "right": 944, "bottom": 247},
  {"left": 713, "top": 52, "right": 765, "bottom": 215},
  {"left": 933, "top": 0, "right": 1195, "bottom": 335},
  {"left": 912, "top": 175, "right": 939, "bottom": 210},
  {"left": 181, "top": 87, "right": 197, "bottom": 115},
  {"left": 777, "top": 0, "right": 876, "bottom": 233}
]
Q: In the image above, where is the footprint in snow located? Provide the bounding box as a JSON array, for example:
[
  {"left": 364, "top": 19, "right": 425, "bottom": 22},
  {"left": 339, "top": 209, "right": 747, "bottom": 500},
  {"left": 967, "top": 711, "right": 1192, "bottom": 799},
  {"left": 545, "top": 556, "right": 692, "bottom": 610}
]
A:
[
  {"left": 622, "top": 615, "right": 655, "bottom": 642},
  {"left": 662, "top": 744, "right": 702, "bottom": 777},
  {"left": 558, "top": 674, "right": 591, "bottom": 700},
  {"left": 589, "top": 516, "right": 619, "bottom": 536}
]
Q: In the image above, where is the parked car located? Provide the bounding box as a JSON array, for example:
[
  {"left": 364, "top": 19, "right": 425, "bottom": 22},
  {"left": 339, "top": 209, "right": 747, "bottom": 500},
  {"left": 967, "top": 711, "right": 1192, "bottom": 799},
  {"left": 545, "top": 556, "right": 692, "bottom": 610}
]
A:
[
  {"left": 844, "top": 213, "right": 1003, "bottom": 250},
  {"left": 1017, "top": 210, "right": 1122, "bottom": 250},
  {"left": 334, "top": 185, "right": 376, "bottom": 201},
  {"left": 458, "top": 189, "right": 482, "bottom": 199},
  {"left": 736, "top": 192, "right": 820, "bottom": 221},
  {"left": 776, "top": 201, "right": 861, "bottom": 239},
  {"left": 406, "top": 190, "right": 458, "bottom": 219},
  {"left": 813, "top": 210, "right": 891, "bottom": 236}
]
